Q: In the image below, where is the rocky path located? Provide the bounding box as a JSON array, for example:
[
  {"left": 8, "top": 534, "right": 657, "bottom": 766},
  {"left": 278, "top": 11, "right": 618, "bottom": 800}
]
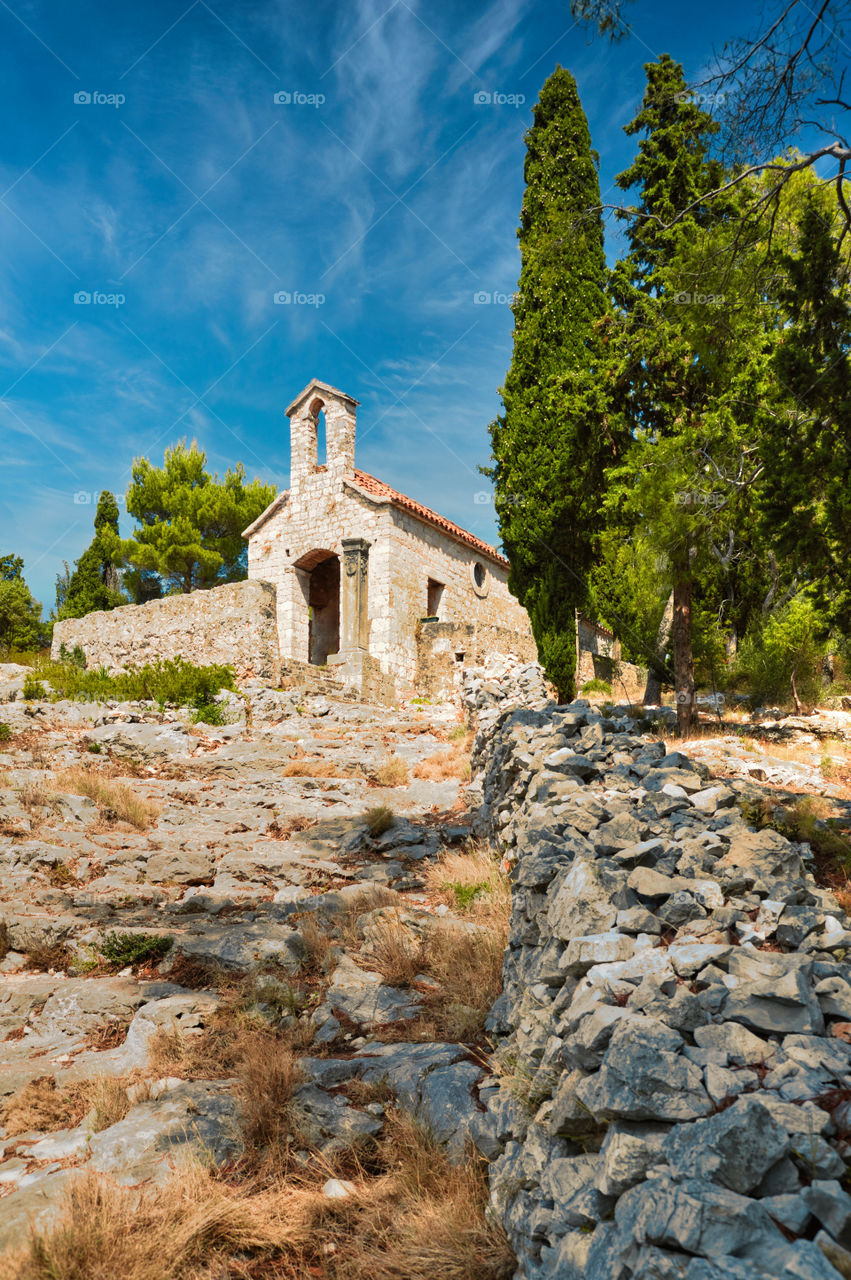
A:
[{"left": 0, "top": 677, "right": 499, "bottom": 1256}]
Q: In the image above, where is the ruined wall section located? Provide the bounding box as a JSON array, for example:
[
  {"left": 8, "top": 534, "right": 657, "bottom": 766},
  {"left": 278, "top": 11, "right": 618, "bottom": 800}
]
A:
[{"left": 51, "top": 580, "right": 281, "bottom": 684}]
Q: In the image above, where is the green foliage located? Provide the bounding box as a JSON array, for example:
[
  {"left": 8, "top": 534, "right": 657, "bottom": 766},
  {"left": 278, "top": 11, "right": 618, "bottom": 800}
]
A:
[
  {"left": 191, "top": 699, "right": 227, "bottom": 726},
  {"left": 97, "top": 931, "right": 172, "bottom": 968},
  {"left": 22, "top": 674, "right": 47, "bottom": 700},
  {"left": 0, "top": 556, "right": 46, "bottom": 652},
  {"left": 489, "top": 67, "right": 619, "bottom": 700},
  {"left": 0, "top": 722, "right": 11, "bottom": 743},
  {"left": 759, "top": 202, "right": 851, "bottom": 630},
  {"left": 580, "top": 678, "right": 612, "bottom": 695},
  {"left": 449, "top": 881, "right": 487, "bottom": 910},
  {"left": 57, "top": 492, "right": 125, "bottom": 620},
  {"left": 736, "top": 597, "right": 829, "bottom": 707},
  {"left": 120, "top": 440, "right": 275, "bottom": 596},
  {"left": 32, "top": 655, "right": 234, "bottom": 707}
]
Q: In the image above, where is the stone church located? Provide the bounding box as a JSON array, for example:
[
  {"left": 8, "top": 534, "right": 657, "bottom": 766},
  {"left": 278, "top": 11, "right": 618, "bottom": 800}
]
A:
[{"left": 243, "top": 378, "right": 537, "bottom": 700}]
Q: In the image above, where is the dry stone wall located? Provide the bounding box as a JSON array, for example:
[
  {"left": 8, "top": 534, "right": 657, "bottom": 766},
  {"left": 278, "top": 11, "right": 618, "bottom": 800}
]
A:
[
  {"left": 468, "top": 683, "right": 851, "bottom": 1280},
  {"left": 51, "top": 580, "right": 281, "bottom": 684}
]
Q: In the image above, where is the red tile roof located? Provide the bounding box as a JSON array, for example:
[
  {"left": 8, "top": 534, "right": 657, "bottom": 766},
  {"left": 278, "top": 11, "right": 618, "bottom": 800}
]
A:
[{"left": 349, "top": 470, "right": 509, "bottom": 567}]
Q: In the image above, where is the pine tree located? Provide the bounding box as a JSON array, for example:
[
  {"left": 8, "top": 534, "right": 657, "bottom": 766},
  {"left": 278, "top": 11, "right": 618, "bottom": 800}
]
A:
[
  {"left": 121, "top": 442, "right": 276, "bottom": 596},
  {"left": 58, "top": 491, "right": 125, "bottom": 620},
  {"left": 489, "top": 67, "right": 617, "bottom": 699}
]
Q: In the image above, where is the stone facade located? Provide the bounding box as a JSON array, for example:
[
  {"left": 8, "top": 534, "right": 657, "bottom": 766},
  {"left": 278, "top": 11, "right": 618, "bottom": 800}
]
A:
[
  {"left": 50, "top": 580, "right": 280, "bottom": 684},
  {"left": 244, "top": 378, "right": 536, "bottom": 700}
]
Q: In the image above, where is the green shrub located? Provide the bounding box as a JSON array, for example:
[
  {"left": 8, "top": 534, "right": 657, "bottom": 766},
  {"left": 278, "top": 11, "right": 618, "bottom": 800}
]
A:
[
  {"left": 0, "top": 723, "right": 11, "bottom": 743},
  {"left": 22, "top": 674, "right": 47, "bottom": 700},
  {"left": 580, "top": 678, "right": 611, "bottom": 695},
  {"left": 191, "top": 699, "right": 227, "bottom": 726},
  {"left": 29, "top": 655, "right": 234, "bottom": 708},
  {"left": 736, "top": 597, "right": 829, "bottom": 708},
  {"left": 449, "top": 881, "right": 487, "bottom": 910},
  {"left": 97, "top": 931, "right": 172, "bottom": 968}
]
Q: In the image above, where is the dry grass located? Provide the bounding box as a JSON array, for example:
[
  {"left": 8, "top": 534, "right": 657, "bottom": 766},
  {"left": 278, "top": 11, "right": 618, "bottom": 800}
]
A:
[
  {"left": 423, "top": 842, "right": 511, "bottom": 927},
  {"left": 371, "top": 755, "right": 411, "bottom": 787},
  {"left": 1, "top": 1113, "right": 514, "bottom": 1280},
  {"left": 266, "top": 813, "right": 317, "bottom": 839},
  {"left": 363, "top": 804, "right": 395, "bottom": 837},
  {"left": 23, "top": 940, "right": 72, "bottom": 972},
  {"left": 413, "top": 733, "right": 473, "bottom": 782},
  {"left": 1, "top": 1074, "right": 131, "bottom": 1137},
  {"left": 55, "top": 766, "right": 159, "bottom": 830},
  {"left": 281, "top": 757, "right": 354, "bottom": 778},
  {"left": 18, "top": 780, "right": 57, "bottom": 813}
]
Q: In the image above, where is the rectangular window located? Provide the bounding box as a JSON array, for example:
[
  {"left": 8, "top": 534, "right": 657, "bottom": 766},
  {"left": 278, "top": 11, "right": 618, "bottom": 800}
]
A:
[{"left": 427, "top": 578, "right": 445, "bottom": 619}]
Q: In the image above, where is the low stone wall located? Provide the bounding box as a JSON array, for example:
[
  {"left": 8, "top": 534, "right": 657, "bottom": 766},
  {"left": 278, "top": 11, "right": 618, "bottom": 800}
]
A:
[
  {"left": 576, "top": 652, "right": 649, "bottom": 703},
  {"left": 51, "top": 581, "right": 281, "bottom": 684},
  {"left": 469, "top": 693, "right": 851, "bottom": 1279}
]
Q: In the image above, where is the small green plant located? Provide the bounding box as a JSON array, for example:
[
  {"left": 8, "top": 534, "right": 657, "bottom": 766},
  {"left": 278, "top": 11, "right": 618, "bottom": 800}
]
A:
[
  {"left": 191, "top": 698, "right": 227, "bottom": 726},
  {"left": 22, "top": 674, "right": 47, "bottom": 700},
  {"left": 449, "top": 881, "right": 487, "bottom": 910},
  {"left": 364, "top": 804, "right": 395, "bottom": 837},
  {"left": 87, "top": 741, "right": 102, "bottom": 754},
  {"left": 25, "top": 655, "right": 234, "bottom": 708},
  {"left": 581, "top": 678, "right": 612, "bottom": 695},
  {"left": 97, "top": 931, "right": 172, "bottom": 968},
  {"left": 0, "top": 723, "right": 11, "bottom": 743}
]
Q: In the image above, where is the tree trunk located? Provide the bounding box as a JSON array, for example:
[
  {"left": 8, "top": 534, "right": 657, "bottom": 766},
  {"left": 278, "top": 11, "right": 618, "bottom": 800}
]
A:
[
  {"left": 643, "top": 589, "right": 674, "bottom": 705},
  {"left": 672, "top": 553, "right": 695, "bottom": 737}
]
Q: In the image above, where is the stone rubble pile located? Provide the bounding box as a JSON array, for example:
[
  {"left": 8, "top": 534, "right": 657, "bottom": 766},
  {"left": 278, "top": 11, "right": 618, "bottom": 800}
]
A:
[
  {"left": 471, "top": 696, "right": 851, "bottom": 1279},
  {"left": 462, "top": 655, "right": 555, "bottom": 715}
]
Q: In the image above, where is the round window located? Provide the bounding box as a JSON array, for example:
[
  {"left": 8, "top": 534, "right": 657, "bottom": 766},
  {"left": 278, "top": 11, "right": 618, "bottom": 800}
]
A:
[{"left": 471, "top": 560, "right": 488, "bottom": 597}]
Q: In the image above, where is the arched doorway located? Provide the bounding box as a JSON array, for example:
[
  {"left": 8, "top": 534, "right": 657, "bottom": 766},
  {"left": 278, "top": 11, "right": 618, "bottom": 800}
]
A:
[{"left": 294, "top": 549, "right": 340, "bottom": 665}]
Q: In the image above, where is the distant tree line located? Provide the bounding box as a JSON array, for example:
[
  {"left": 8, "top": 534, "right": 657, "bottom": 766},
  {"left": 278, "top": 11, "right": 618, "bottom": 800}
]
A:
[{"left": 1, "top": 443, "right": 274, "bottom": 654}]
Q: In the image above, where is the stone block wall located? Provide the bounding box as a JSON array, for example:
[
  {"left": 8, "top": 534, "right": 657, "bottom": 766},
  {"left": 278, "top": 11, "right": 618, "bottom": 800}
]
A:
[
  {"left": 416, "top": 620, "right": 540, "bottom": 702},
  {"left": 51, "top": 580, "right": 281, "bottom": 684},
  {"left": 467, "top": 687, "right": 851, "bottom": 1279}
]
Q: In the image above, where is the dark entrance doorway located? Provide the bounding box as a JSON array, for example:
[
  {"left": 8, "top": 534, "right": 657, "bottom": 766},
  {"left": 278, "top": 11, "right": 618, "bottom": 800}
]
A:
[{"left": 306, "top": 553, "right": 340, "bottom": 665}]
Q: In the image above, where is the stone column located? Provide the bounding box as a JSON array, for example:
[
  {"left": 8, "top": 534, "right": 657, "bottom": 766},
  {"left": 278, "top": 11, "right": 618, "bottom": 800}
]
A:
[{"left": 341, "top": 537, "right": 370, "bottom": 653}]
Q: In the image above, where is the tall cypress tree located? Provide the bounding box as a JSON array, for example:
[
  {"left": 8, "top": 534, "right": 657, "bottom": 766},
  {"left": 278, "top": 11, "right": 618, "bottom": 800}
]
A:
[
  {"left": 489, "top": 67, "right": 616, "bottom": 700},
  {"left": 58, "top": 491, "right": 125, "bottom": 620},
  {"left": 761, "top": 203, "right": 851, "bottom": 626}
]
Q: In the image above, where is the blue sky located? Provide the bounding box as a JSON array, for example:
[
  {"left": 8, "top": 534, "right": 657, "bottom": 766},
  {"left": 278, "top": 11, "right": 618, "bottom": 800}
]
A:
[{"left": 0, "top": 0, "right": 749, "bottom": 611}]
